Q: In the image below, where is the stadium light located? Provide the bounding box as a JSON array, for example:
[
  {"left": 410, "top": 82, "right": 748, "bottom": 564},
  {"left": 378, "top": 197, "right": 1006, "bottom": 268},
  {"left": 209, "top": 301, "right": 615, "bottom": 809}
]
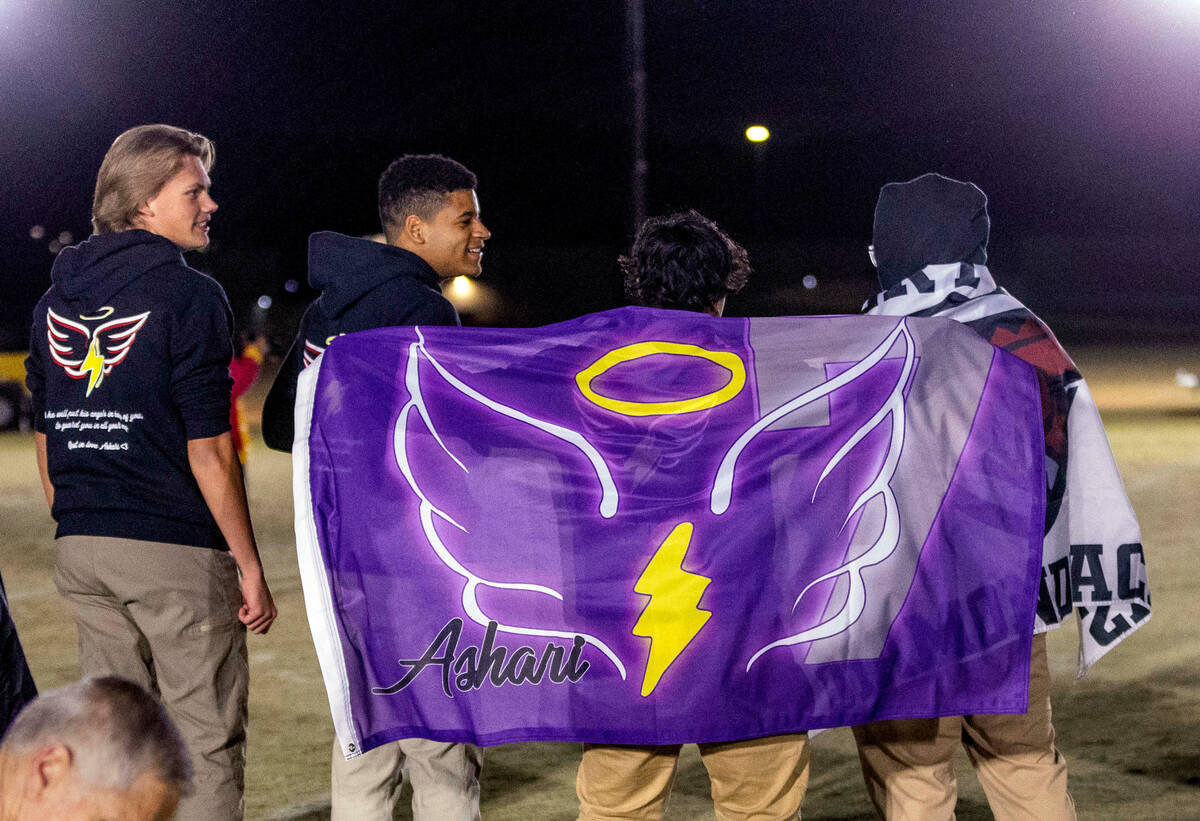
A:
[{"left": 745, "top": 125, "right": 770, "bottom": 143}]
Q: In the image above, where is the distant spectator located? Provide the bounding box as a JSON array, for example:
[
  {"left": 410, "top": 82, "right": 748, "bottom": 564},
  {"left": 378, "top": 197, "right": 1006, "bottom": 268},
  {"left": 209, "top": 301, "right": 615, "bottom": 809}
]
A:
[
  {"left": 229, "top": 335, "right": 269, "bottom": 464},
  {"left": 0, "top": 676, "right": 191, "bottom": 821}
]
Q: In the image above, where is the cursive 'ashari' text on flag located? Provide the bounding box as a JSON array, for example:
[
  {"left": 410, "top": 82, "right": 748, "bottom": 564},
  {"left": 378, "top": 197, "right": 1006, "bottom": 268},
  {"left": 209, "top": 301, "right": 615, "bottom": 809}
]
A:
[{"left": 294, "top": 308, "right": 1045, "bottom": 757}]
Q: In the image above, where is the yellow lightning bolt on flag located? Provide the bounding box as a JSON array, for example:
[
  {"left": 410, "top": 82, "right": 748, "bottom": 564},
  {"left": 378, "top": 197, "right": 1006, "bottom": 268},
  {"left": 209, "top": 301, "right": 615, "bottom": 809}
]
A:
[
  {"left": 632, "top": 522, "right": 712, "bottom": 697},
  {"left": 82, "top": 339, "right": 105, "bottom": 397}
]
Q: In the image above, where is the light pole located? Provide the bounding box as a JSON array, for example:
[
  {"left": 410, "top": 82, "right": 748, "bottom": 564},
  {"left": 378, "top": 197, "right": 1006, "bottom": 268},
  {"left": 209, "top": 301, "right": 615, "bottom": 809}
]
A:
[
  {"left": 746, "top": 125, "right": 770, "bottom": 237},
  {"left": 627, "top": 0, "right": 647, "bottom": 236}
]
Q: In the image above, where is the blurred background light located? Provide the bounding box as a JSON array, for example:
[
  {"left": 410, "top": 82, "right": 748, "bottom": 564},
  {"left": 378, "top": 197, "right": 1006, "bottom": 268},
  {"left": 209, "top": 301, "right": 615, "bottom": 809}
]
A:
[
  {"left": 802, "top": 275, "right": 818, "bottom": 290},
  {"left": 257, "top": 295, "right": 273, "bottom": 310},
  {"left": 284, "top": 279, "right": 300, "bottom": 293},
  {"left": 745, "top": 125, "right": 770, "bottom": 143},
  {"left": 444, "top": 275, "right": 503, "bottom": 323},
  {"left": 29, "top": 225, "right": 45, "bottom": 240}
]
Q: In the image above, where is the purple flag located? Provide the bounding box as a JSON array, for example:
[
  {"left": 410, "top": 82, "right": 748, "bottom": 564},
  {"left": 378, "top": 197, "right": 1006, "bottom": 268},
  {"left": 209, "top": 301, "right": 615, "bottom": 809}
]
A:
[{"left": 294, "top": 308, "right": 1045, "bottom": 756}]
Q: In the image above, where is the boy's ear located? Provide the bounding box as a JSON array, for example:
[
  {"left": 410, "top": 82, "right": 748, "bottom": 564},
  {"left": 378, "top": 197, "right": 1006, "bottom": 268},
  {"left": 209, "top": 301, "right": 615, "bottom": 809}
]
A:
[{"left": 403, "top": 214, "right": 425, "bottom": 245}]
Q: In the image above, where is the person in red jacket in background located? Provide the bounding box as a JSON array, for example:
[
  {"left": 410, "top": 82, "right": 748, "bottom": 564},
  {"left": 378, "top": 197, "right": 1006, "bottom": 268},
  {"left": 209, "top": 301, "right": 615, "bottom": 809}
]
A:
[{"left": 228, "top": 335, "right": 268, "bottom": 464}]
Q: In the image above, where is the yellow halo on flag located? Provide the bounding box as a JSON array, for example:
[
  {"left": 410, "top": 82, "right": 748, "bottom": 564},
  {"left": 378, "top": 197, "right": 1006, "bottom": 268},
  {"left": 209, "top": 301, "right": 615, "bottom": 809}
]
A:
[{"left": 575, "top": 341, "right": 746, "bottom": 417}]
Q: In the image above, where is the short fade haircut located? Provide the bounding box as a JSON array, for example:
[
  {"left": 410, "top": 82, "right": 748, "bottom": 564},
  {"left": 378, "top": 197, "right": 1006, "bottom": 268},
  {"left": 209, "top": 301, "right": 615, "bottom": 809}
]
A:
[
  {"left": 92, "top": 124, "right": 214, "bottom": 235},
  {"left": 621, "top": 210, "right": 750, "bottom": 313},
  {"left": 378, "top": 154, "right": 478, "bottom": 241},
  {"left": 1, "top": 676, "right": 192, "bottom": 795}
]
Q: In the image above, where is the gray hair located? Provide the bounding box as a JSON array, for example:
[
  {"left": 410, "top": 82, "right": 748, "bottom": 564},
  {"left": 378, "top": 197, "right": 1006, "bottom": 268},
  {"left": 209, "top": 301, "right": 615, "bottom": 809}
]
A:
[{"left": 1, "top": 676, "right": 192, "bottom": 794}]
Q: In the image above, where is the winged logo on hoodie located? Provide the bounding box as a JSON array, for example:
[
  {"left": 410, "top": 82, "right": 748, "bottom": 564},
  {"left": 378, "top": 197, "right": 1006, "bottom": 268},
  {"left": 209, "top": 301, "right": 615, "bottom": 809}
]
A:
[
  {"left": 302, "top": 340, "right": 326, "bottom": 368},
  {"left": 46, "top": 306, "right": 151, "bottom": 397},
  {"left": 302, "top": 334, "right": 345, "bottom": 368}
]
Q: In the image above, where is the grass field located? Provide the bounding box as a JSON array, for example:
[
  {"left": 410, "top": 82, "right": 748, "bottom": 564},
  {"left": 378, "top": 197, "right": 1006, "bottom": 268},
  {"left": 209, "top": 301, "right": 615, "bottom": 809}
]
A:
[{"left": 3, "top": 343, "right": 1198, "bottom": 820}]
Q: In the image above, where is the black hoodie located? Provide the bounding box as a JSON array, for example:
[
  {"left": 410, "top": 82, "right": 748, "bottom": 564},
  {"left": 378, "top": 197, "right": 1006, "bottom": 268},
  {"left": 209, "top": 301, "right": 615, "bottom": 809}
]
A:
[
  {"left": 261, "top": 232, "right": 459, "bottom": 451},
  {"left": 25, "top": 230, "right": 234, "bottom": 549},
  {"left": 0, "top": 570, "right": 36, "bottom": 735}
]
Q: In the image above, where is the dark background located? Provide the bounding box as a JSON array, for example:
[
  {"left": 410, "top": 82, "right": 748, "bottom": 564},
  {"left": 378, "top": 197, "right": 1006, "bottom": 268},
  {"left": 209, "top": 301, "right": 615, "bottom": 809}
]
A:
[{"left": 2, "top": 0, "right": 1197, "bottom": 351}]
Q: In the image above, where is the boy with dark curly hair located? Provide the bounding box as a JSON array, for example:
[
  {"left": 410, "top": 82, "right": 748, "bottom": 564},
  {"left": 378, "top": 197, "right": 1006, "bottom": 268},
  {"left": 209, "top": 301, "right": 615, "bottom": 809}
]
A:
[{"left": 577, "top": 210, "right": 809, "bottom": 821}]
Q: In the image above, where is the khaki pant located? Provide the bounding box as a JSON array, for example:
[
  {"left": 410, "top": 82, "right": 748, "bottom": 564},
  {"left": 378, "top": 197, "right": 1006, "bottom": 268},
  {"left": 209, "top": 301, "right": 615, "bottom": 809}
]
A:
[
  {"left": 54, "top": 535, "right": 248, "bottom": 821},
  {"left": 852, "top": 634, "right": 1075, "bottom": 821},
  {"left": 330, "top": 736, "right": 483, "bottom": 820},
  {"left": 577, "top": 733, "right": 809, "bottom": 820}
]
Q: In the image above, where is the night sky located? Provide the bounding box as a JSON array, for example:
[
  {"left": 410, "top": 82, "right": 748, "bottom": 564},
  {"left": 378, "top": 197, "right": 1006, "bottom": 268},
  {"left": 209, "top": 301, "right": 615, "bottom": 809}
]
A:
[{"left": 2, "top": 0, "right": 1197, "bottom": 349}]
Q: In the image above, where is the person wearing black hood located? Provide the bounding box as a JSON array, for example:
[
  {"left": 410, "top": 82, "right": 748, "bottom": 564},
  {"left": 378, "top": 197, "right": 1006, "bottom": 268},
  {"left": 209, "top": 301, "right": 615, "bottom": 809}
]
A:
[
  {"left": 24, "top": 124, "right": 277, "bottom": 821},
  {"left": 852, "top": 173, "right": 1147, "bottom": 820},
  {"left": 261, "top": 154, "right": 489, "bottom": 453},
  {"left": 262, "top": 154, "right": 488, "bottom": 821}
]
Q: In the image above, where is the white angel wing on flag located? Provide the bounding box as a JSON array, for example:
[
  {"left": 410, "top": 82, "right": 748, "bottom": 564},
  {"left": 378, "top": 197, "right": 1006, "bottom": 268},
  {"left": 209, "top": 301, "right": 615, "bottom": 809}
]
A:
[
  {"left": 706, "top": 319, "right": 918, "bottom": 670},
  {"left": 291, "top": 330, "right": 628, "bottom": 758},
  {"left": 391, "top": 327, "right": 627, "bottom": 679}
]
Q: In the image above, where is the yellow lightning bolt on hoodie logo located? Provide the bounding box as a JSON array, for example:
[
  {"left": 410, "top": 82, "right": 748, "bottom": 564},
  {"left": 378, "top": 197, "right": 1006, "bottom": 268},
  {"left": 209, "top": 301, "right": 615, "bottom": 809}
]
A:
[
  {"left": 632, "top": 522, "right": 712, "bottom": 697},
  {"left": 81, "top": 339, "right": 105, "bottom": 396},
  {"left": 46, "top": 307, "right": 151, "bottom": 399}
]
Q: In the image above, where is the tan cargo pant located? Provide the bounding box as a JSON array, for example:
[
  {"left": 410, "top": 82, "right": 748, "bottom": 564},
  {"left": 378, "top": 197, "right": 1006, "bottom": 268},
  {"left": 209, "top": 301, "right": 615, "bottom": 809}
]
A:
[
  {"left": 54, "top": 535, "right": 248, "bottom": 821},
  {"left": 577, "top": 733, "right": 809, "bottom": 820},
  {"left": 851, "top": 634, "right": 1076, "bottom": 821},
  {"left": 330, "top": 736, "right": 483, "bottom": 820}
]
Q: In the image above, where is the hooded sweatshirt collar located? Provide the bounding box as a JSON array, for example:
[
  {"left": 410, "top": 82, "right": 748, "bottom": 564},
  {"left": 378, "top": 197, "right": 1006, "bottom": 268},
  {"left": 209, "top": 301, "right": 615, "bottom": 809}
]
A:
[
  {"left": 307, "top": 231, "right": 441, "bottom": 319},
  {"left": 50, "top": 230, "right": 184, "bottom": 312},
  {"left": 863, "top": 262, "right": 1021, "bottom": 320}
]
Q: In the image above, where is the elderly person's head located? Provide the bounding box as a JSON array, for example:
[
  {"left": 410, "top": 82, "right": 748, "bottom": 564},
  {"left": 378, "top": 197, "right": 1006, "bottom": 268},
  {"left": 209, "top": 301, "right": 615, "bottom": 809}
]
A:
[{"left": 0, "top": 677, "right": 191, "bottom": 821}]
